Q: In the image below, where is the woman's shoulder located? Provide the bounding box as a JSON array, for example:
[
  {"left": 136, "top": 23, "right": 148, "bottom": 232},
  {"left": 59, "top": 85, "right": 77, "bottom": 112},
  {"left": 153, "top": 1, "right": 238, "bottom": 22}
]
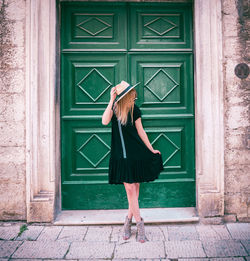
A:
[{"left": 133, "top": 104, "right": 141, "bottom": 121}]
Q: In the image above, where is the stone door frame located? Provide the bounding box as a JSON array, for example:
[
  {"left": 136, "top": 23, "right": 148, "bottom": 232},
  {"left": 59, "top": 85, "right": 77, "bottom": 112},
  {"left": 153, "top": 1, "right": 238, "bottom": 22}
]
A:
[{"left": 25, "top": 0, "right": 224, "bottom": 222}]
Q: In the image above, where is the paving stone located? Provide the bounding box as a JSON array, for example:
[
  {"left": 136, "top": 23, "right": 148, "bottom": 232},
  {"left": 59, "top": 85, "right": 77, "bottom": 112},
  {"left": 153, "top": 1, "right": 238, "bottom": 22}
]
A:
[
  {"left": 245, "top": 257, "right": 250, "bottom": 261},
  {"left": 15, "top": 225, "right": 44, "bottom": 241},
  {"left": 196, "top": 225, "right": 231, "bottom": 241},
  {"left": 11, "top": 241, "right": 69, "bottom": 259},
  {"left": 84, "top": 226, "right": 112, "bottom": 241},
  {"left": 112, "top": 259, "right": 169, "bottom": 261},
  {"left": 164, "top": 241, "right": 206, "bottom": 258},
  {"left": 209, "top": 257, "right": 244, "bottom": 261},
  {"left": 66, "top": 241, "right": 115, "bottom": 259},
  {"left": 240, "top": 240, "right": 250, "bottom": 254},
  {"left": 168, "top": 225, "right": 199, "bottom": 240},
  {"left": 0, "top": 259, "right": 8, "bottom": 261},
  {"left": 202, "top": 240, "right": 248, "bottom": 257},
  {"left": 226, "top": 223, "right": 250, "bottom": 240},
  {"left": 0, "top": 225, "right": 21, "bottom": 240},
  {"left": 42, "top": 259, "right": 76, "bottom": 261},
  {"left": 57, "top": 226, "right": 88, "bottom": 242},
  {"left": 145, "top": 226, "right": 165, "bottom": 241},
  {"left": 158, "top": 225, "right": 169, "bottom": 240},
  {"left": 9, "top": 259, "right": 41, "bottom": 261},
  {"left": 114, "top": 241, "right": 165, "bottom": 259},
  {"left": 178, "top": 257, "right": 244, "bottom": 261},
  {"left": 36, "top": 226, "right": 63, "bottom": 241},
  {"left": 0, "top": 241, "right": 22, "bottom": 258},
  {"left": 178, "top": 258, "right": 210, "bottom": 261}
]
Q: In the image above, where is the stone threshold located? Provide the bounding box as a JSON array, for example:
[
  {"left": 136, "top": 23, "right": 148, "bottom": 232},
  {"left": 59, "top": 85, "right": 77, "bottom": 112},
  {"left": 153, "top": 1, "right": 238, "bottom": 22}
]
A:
[{"left": 53, "top": 207, "right": 199, "bottom": 225}]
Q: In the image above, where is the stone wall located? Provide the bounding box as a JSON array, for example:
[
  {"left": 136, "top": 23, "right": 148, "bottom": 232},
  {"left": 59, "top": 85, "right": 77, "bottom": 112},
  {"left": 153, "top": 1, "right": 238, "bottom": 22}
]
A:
[
  {"left": 0, "top": 0, "right": 26, "bottom": 220},
  {"left": 0, "top": 0, "right": 249, "bottom": 222},
  {"left": 222, "top": 0, "right": 250, "bottom": 222}
]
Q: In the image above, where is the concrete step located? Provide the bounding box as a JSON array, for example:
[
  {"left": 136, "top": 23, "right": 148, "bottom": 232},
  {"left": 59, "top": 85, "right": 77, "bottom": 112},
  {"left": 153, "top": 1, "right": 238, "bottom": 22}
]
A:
[{"left": 53, "top": 207, "right": 199, "bottom": 225}]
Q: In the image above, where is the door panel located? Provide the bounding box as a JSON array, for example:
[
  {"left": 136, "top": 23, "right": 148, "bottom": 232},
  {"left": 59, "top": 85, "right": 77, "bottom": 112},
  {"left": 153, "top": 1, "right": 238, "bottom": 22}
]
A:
[
  {"left": 61, "top": 53, "right": 127, "bottom": 115},
  {"left": 61, "top": 2, "right": 127, "bottom": 50},
  {"left": 129, "top": 3, "right": 193, "bottom": 50},
  {"left": 130, "top": 53, "right": 194, "bottom": 114},
  {"left": 60, "top": 2, "right": 195, "bottom": 210}
]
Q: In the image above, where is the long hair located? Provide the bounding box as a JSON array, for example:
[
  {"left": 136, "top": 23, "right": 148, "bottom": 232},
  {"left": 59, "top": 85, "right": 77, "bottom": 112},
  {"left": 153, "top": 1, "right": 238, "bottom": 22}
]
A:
[{"left": 114, "top": 89, "right": 137, "bottom": 125}]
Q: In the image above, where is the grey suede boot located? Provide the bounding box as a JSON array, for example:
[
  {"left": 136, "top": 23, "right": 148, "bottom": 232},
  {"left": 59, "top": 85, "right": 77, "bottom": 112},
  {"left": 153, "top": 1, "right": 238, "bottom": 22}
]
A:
[
  {"left": 136, "top": 217, "right": 147, "bottom": 243},
  {"left": 123, "top": 215, "right": 132, "bottom": 240}
]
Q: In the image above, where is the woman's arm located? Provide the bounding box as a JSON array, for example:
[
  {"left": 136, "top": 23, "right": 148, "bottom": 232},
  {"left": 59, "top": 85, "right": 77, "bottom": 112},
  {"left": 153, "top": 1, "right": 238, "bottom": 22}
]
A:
[
  {"left": 135, "top": 118, "right": 161, "bottom": 154},
  {"left": 102, "top": 87, "right": 116, "bottom": 125}
]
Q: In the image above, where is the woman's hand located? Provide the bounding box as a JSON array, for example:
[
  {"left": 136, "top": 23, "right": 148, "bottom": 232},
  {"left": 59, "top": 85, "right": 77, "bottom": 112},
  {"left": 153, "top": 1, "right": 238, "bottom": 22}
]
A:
[
  {"left": 110, "top": 87, "right": 117, "bottom": 102},
  {"left": 152, "top": 149, "right": 161, "bottom": 154}
]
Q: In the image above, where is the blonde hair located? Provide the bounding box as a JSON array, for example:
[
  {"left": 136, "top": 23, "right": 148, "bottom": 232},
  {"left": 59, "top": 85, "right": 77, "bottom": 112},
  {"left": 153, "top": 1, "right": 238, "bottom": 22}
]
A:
[{"left": 114, "top": 89, "right": 137, "bottom": 125}]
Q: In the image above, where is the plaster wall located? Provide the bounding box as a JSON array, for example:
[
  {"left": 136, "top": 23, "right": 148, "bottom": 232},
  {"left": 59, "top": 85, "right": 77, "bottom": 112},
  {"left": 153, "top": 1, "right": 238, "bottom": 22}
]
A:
[
  {"left": 222, "top": 0, "right": 250, "bottom": 222},
  {"left": 0, "top": 0, "right": 26, "bottom": 220}
]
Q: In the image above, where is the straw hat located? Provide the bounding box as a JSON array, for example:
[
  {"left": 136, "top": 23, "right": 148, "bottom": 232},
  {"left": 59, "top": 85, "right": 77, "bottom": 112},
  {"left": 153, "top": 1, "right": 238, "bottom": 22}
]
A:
[{"left": 115, "top": 81, "right": 140, "bottom": 102}]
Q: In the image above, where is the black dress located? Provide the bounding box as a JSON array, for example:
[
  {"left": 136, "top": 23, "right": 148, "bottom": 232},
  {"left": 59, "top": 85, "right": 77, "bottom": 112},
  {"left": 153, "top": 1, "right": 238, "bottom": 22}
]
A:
[{"left": 108, "top": 104, "right": 164, "bottom": 184}]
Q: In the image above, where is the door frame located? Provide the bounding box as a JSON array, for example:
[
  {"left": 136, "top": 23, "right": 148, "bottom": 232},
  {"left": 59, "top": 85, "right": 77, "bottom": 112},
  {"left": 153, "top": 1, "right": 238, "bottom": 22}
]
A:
[{"left": 25, "top": 0, "right": 224, "bottom": 222}]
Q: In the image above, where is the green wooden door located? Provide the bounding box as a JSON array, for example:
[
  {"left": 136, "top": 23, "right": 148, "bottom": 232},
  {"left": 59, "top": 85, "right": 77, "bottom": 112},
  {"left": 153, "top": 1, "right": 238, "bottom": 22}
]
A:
[{"left": 60, "top": 2, "right": 195, "bottom": 210}]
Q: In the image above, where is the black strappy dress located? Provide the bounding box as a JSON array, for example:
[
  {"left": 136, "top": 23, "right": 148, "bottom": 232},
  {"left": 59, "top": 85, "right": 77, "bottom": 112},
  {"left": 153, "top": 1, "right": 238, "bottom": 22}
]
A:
[{"left": 108, "top": 104, "right": 164, "bottom": 184}]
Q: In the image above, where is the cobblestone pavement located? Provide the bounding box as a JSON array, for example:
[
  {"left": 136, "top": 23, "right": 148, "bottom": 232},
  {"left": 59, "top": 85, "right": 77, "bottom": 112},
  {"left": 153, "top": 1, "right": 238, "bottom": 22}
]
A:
[{"left": 0, "top": 222, "right": 249, "bottom": 260}]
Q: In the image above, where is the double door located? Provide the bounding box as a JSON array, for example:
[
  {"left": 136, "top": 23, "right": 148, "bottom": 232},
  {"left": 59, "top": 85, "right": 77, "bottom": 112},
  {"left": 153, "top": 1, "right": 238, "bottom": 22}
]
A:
[{"left": 60, "top": 2, "right": 195, "bottom": 210}]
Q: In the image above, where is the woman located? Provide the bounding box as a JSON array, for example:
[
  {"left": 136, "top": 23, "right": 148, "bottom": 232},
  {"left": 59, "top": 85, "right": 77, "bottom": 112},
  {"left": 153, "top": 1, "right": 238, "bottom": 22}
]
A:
[{"left": 102, "top": 81, "right": 163, "bottom": 243}]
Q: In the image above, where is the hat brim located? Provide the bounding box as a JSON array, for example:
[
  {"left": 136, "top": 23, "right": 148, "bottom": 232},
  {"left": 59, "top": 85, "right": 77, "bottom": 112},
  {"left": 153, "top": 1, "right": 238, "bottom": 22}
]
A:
[{"left": 115, "top": 82, "right": 140, "bottom": 103}]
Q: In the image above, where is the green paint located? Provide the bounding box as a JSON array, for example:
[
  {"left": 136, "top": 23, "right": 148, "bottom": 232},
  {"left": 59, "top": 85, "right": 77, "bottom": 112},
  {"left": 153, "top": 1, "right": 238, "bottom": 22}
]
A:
[{"left": 60, "top": 2, "right": 195, "bottom": 210}]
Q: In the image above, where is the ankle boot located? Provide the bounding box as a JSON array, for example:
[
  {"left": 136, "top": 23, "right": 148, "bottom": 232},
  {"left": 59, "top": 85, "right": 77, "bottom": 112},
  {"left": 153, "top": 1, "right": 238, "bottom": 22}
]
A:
[
  {"left": 136, "top": 217, "right": 147, "bottom": 243},
  {"left": 123, "top": 215, "right": 132, "bottom": 240}
]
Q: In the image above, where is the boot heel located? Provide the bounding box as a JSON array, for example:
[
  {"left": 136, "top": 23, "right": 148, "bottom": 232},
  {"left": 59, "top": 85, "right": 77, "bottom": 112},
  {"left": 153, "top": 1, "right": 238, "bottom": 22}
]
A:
[
  {"left": 123, "top": 215, "right": 132, "bottom": 240},
  {"left": 136, "top": 217, "right": 147, "bottom": 243}
]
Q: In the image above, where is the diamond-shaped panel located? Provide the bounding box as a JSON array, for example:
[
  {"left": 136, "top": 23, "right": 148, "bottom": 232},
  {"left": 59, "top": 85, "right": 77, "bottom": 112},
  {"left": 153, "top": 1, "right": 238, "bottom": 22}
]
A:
[
  {"left": 145, "top": 69, "right": 179, "bottom": 101},
  {"left": 77, "top": 68, "right": 112, "bottom": 102},
  {"left": 77, "top": 17, "right": 111, "bottom": 36},
  {"left": 152, "top": 133, "right": 180, "bottom": 165},
  {"left": 145, "top": 17, "right": 177, "bottom": 36},
  {"left": 78, "top": 134, "right": 110, "bottom": 168}
]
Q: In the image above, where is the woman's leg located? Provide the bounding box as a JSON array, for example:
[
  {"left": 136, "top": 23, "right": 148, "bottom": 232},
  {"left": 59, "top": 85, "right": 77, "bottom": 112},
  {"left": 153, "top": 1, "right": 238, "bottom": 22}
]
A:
[
  {"left": 124, "top": 182, "right": 141, "bottom": 222},
  {"left": 127, "top": 183, "right": 140, "bottom": 219}
]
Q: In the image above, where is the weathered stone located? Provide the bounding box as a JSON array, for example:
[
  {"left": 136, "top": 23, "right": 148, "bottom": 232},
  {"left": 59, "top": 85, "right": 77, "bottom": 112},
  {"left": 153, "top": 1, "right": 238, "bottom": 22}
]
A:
[
  {"left": 57, "top": 226, "right": 88, "bottom": 242},
  {"left": 66, "top": 241, "right": 115, "bottom": 259},
  {"left": 0, "top": 241, "right": 22, "bottom": 258},
  {"left": 143, "top": 225, "right": 165, "bottom": 241},
  {"left": 196, "top": 225, "right": 231, "bottom": 241},
  {"left": 167, "top": 225, "right": 199, "bottom": 241},
  {"left": 0, "top": 224, "right": 21, "bottom": 240},
  {"left": 84, "top": 225, "right": 112, "bottom": 241},
  {"left": 0, "top": 94, "right": 25, "bottom": 122},
  {"left": 0, "top": 69, "right": 24, "bottom": 93},
  {"left": 0, "top": 122, "right": 25, "bottom": 146},
  {"left": 222, "top": 13, "right": 239, "bottom": 37},
  {"left": 241, "top": 240, "right": 250, "bottom": 255},
  {"left": 16, "top": 225, "right": 44, "bottom": 241},
  {"left": 11, "top": 241, "right": 69, "bottom": 259},
  {"left": 223, "top": 214, "right": 237, "bottom": 223},
  {"left": 0, "top": 182, "right": 26, "bottom": 220},
  {"left": 0, "top": 163, "right": 25, "bottom": 182},
  {"left": 0, "top": 47, "right": 24, "bottom": 69},
  {"left": 0, "top": 147, "right": 25, "bottom": 165},
  {"left": 203, "top": 240, "right": 248, "bottom": 257},
  {"left": 114, "top": 241, "right": 165, "bottom": 259},
  {"left": 164, "top": 241, "right": 206, "bottom": 258},
  {"left": 5, "top": 0, "right": 26, "bottom": 21},
  {"left": 225, "top": 194, "right": 248, "bottom": 217},
  {"left": 225, "top": 168, "right": 250, "bottom": 193},
  {"left": 226, "top": 105, "right": 249, "bottom": 130},
  {"left": 226, "top": 223, "right": 250, "bottom": 240},
  {"left": 36, "top": 226, "right": 63, "bottom": 241}
]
